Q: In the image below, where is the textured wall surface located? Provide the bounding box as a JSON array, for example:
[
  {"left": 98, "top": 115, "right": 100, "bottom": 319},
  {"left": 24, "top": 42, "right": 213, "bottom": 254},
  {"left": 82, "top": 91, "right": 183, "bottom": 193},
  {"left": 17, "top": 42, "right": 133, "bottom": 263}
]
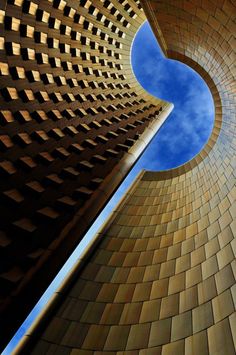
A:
[
  {"left": 0, "top": 0, "right": 172, "bottom": 347},
  {"left": 6, "top": 0, "right": 236, "bottom": 354}
]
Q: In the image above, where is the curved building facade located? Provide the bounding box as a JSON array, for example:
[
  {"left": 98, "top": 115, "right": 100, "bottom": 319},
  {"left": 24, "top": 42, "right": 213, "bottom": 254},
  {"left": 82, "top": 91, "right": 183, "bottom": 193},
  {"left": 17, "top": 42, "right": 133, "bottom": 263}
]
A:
[
  {"left": 0, "top": 0, "right": 173, "bottom": 348},
  {"left": 2, "top": 0, "right": 236, "bottom": 354}
]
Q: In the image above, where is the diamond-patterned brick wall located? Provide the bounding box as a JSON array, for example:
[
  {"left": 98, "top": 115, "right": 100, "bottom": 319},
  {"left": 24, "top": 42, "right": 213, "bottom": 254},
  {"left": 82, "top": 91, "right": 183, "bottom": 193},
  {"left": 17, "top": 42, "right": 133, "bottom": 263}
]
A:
[
  {"left": 24, "top": 0, "right": 236, "bottom": 354},
  {"left": 0, "top": 0, "right": 172, "bottom": 348}
]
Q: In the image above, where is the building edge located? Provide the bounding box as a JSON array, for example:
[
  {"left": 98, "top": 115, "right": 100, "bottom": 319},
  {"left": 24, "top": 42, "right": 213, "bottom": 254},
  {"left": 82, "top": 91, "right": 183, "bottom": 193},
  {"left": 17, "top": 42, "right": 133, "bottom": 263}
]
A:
[
  {"left": 5, "top": 103, "right": 173, "bottom": 354},
  {"left": 12, "top": 169, "right": 146, "bottom": 355}
]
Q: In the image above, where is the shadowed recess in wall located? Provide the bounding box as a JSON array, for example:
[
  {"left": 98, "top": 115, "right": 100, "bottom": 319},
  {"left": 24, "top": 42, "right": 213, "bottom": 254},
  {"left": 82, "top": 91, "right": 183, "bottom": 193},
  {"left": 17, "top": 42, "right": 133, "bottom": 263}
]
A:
[{"left": 131, "top": 21, "right": 215, "bottom": 170}]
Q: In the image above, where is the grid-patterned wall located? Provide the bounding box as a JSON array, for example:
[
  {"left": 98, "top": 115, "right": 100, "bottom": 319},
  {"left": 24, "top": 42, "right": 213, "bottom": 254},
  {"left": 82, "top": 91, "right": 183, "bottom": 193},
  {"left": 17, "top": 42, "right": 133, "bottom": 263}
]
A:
[
  {"left": 0, "top": 0, "right": 172, "bottom": 347},
  {"left": 26, "top": 0, "right": 236, "bottom": 354}
]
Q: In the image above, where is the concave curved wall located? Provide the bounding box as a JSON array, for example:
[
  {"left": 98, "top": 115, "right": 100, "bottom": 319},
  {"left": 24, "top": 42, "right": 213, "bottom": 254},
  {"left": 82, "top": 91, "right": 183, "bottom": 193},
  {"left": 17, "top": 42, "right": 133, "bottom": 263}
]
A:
[{"left": 7, "top": 0, "right": 236, "bottom": 354}]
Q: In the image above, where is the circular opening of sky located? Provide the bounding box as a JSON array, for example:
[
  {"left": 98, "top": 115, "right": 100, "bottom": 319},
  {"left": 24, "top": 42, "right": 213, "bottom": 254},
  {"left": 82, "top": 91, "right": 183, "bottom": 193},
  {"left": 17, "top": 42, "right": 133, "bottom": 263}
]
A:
[{"left": 131, "top": 21, "right": 215, "bottom": 171}]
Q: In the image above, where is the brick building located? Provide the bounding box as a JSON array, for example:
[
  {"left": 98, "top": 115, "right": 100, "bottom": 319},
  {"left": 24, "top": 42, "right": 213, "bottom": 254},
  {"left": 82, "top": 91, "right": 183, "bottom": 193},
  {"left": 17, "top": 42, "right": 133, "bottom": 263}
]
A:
[
  {"left": 0, "top": 0, "right": 173, "bottom": 349},
  {"left": 1, "top": 0, "right": 236, "bottom": 354}
]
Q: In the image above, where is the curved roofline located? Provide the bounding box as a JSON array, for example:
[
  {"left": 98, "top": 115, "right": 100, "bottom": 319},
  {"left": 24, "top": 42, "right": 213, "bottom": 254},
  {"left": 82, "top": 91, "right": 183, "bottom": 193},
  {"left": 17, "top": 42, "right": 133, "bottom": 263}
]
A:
[{"left": 140, "top": 2, "right": 223, "bottom": 179}]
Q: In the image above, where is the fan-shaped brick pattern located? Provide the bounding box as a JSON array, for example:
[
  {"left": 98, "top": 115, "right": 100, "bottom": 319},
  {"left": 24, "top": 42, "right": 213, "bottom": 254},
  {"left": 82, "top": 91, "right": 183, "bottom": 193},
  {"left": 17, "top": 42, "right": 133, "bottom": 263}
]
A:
[
  {"left": 27, "top": 165, "right": 235, "bottom": 354},
  {"left": 21, "top": 0, "right": 236, "bottom": 354},
  {"left": 0, "top": 0, "right": 172, "bottom": 348}
]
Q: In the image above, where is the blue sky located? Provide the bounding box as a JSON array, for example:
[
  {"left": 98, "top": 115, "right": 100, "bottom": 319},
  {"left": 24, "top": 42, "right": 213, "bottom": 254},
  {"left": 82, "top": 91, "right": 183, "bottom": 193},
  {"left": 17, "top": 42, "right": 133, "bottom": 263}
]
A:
[
  {"left": 131, "top": 21, "right": 214, "bottom": 170},
  {"left": 3, "top": 21, "right": 214, "bottom": 354}
]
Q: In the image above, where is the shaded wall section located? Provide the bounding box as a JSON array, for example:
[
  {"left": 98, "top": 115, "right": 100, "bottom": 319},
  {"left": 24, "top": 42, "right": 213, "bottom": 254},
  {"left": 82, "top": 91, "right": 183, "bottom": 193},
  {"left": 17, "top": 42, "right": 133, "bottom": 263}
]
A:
[{"left": 7, "top": 0, "right": 236, "bottom": 354}]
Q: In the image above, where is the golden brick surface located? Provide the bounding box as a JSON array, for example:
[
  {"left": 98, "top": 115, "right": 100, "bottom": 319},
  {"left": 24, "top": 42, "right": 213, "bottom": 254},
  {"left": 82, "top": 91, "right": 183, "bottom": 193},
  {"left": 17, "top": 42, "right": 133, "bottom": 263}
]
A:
[{"left": 14, "top": 0, "right": 236, "bottom": 354}]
